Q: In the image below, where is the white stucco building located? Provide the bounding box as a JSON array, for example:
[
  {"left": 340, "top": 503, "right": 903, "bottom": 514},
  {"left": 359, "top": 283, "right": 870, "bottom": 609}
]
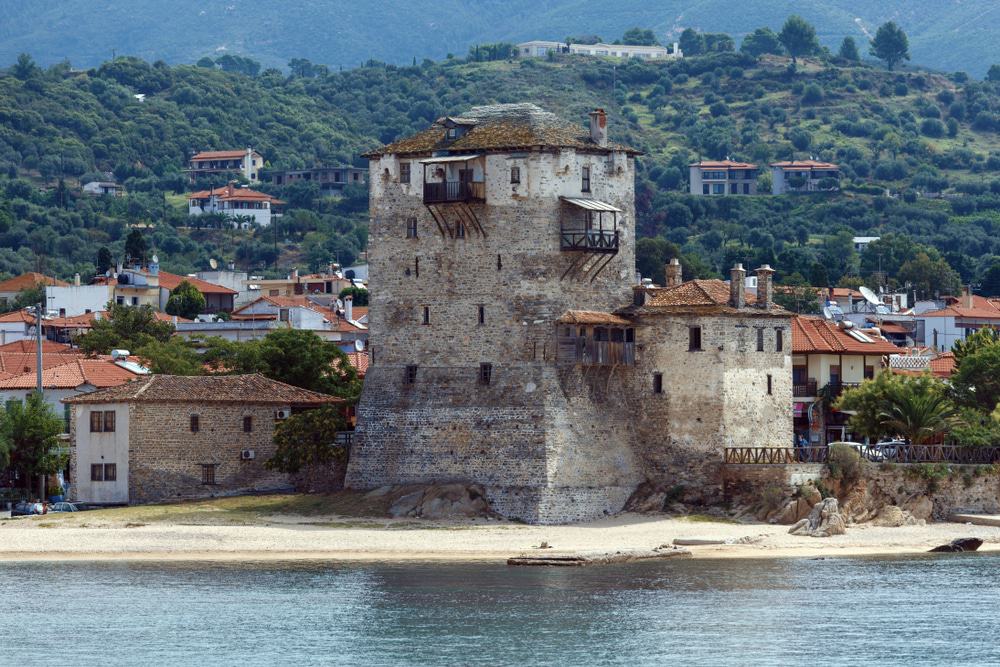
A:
[
  {"left": 518, "top": 40, "right": 682, "bottom": 60},
  {"left": 188, "top": 184, "right": 284, "bottom": 227}
]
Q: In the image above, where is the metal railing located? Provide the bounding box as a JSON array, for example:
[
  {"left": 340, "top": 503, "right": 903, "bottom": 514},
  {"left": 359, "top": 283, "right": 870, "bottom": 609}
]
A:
[
  {"left": 724, "top": 444, "right": 1000, "bottom": 465},
  {"left": 334, "top": 431, "right": 355, "bottom": 447},
  {"left": 423, "top": 181, "right": 485, "bottom": 203},
  {"left": 559, "top": 229, "right": 620, "bottom": 253},
  {"left": 793, "top": 380, "right": 818, "bottom": 397}
]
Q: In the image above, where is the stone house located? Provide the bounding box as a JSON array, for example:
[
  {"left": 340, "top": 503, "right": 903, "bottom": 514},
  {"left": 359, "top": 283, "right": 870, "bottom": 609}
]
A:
[
  {"left": 65, "top": 374, "right": 340, "bottom": 505},
  {"left": 346, "top": 104, "right": 792, "bottom": 523}
]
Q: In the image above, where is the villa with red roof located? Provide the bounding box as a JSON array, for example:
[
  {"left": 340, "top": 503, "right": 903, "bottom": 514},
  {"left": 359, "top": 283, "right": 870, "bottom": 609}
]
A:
[
  {"left": 689, "top": 160, "right": 758, "bottom": 196},
  {"left": 0, "top": 272, "right": 68, "bottom": 309},
  {"left": 185, "top": 148, "right": 264, "bottom": 181},
  {"left": 188, "top": 184, "right": 284, "bottom": 227},
  {"left": 915, "top": 287, "right": 1000, "bottom": 351},
  {"left": 770, "top": 160, "right": 841, "bottom": 194}
]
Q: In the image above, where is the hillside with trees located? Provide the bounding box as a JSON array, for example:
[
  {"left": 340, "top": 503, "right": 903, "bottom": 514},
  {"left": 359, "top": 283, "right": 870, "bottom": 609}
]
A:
[{"left": 2, "top": 17, "right": 1000, "bottom": 301}]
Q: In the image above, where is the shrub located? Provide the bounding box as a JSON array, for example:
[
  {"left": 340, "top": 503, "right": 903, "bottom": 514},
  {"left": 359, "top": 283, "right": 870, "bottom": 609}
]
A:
[
  {"left": 920, "top": 118, "right": 945, "bottom": 137},
  {"left": 894, "top": 82, "right": 909, "bottom": 96},
  {"left": 801, "top": 83, "right": 824, "bottom": 105},
  {"left": 827, "top": 443, "right": 863, "bottom": 487}
]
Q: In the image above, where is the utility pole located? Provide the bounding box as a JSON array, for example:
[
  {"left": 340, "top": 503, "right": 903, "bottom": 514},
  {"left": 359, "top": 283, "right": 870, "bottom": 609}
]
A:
[{"left": 35, "top": 302, "right": 44, "bottom": 503}]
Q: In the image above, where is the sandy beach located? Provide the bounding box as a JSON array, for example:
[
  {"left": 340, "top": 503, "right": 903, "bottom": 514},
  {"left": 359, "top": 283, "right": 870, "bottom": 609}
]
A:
[{"left": 1, "top": 495, "right": 998, "bottom": 562}]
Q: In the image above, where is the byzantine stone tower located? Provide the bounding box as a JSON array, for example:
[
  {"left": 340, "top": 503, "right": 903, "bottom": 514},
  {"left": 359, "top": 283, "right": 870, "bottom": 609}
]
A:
[{"left": 345, "top": 104, "right": 644, "bottom": 523}]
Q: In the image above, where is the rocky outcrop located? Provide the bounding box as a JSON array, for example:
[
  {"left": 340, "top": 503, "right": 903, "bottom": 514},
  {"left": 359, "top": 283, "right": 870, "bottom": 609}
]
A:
[
  {"left": 789, "top": 498, "right": 847, "bottom": 537},
  {"left": 929, "top": 537, "right": 984, "bottom": 553},
  {"left": 871, "top": 505, "right": 924, "bottom": 527},
  {"left": 770, "top": 485, "right": 823, "bottom": 524},
  {"left": 382, "top": 483, "right": 493, "bottom": 519}
]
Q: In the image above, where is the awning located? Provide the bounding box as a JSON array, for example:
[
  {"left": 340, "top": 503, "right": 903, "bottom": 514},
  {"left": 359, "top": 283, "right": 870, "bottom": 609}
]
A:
[
  {"left": 560, "top": 197, "right": 621, "bottom": 212},
  {"left": 419, "top": 154, "right": 483, "bottom": 164}
]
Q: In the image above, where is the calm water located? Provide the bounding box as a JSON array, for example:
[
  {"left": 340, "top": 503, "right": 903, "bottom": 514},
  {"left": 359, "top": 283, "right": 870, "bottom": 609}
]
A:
[{"left": 3, "top": 555, "right": 999, "bottom": 666}]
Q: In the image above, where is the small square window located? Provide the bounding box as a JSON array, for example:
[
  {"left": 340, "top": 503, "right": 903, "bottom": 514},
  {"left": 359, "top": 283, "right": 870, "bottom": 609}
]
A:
[
  {"left": 399, "top": 162, "right": 411, "bottom": 184},
  {"left": 688, "top": 326, "right": 702, "bottom": 351},
  {"left": 90, "top": 464, "right": 103, "bottom": 482},
  {"left": 131, "top": 297, "right": 139, "bottom": 306},
  {"left": 201, "top": 464, "right": 217, "bottom": 485},
  {"left": 653, "top": 373, "right": 663, "bottom": 394},
  {"left": 405, "top": 365, "right": 418, "bottom": 385},
  {"left": 243, "top": 416, "right": 253, "bottom": 433},
  {"left": 104, "top": 463, "right": 117, "bottom": 482},
  {"left": 510, "top": 166, "right": 521, "bottom": 184},
  {"left": 479, "top": 363, "right": 493, "bottom": 385},
  {"left": 190, "top": 414, "right": 200, "bottom": 433}
]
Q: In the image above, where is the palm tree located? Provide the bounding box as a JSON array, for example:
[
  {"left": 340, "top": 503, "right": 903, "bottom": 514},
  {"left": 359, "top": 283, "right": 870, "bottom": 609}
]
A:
[{"left": 878, "top": 387, "right": 961, "bottom": 445}]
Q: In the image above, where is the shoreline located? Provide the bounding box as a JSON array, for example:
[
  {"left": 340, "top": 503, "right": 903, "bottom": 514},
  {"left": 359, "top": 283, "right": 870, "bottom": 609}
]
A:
[{"left": 3, "top": 509, "right": 999, "bottom": 564}]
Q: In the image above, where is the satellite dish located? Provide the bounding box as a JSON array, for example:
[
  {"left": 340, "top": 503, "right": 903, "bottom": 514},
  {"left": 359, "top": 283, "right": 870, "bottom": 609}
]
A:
[
  {"left": 827, "top": 304, "right": 844, "bottom": 322},
  {"left": 354, "top": 339, "right": 365, "bottom": 352},
  {"left": 336, "top": 298, "right": 345, "bottom": 310},
  {"left": 822, "top": 306, "right": 833, "bottom": 320},
  {"left": 859, "top": 286, "right": 881, "bottom": 307},
  {"left": 151, "top": 254, "right": 159, "bottom": 264},
  {"left": 209, "top": 258, "right": 218, "bottom": 270}
]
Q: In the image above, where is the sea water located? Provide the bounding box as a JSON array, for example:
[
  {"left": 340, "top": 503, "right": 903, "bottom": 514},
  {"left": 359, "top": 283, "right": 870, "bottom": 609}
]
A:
[{"left": 2, "top": 555, "right": 998, "bottom": 666}]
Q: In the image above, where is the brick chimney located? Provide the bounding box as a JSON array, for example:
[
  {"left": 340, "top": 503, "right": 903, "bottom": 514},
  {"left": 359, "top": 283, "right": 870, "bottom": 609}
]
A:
[
  {"left": 589, "top": 109, "right": 608, "bottom": 147},
  {"left": 664, "top": 257, "right": 682, "bottom": 288},
  {"left": 729, "top": 263, "right": 746, "bottom": 308},
  {"left": 963, "top": 285, "right": 974, "bottom": 309},
  {"left": 755, "top": 264, "right": 776, "bottom": 308}
]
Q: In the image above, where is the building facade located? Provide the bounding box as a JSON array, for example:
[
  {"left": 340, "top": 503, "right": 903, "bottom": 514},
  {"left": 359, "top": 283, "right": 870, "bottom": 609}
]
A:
[
  {"left": 66, "top": 374, "right": 339, "bottom": 505},
  {"left": 346, "top": 105, "right": 791, "bottom": 523},
  {"left": 188, "top": 184, "right": 284, "bottom": 227},
  {"left": 770, "top": 160, "right": 840, "bottom": 194},
  {"left": 266, "top": 166, "right": 368, "bottom": 195},
  {"left": 186, "top": 149, "right": 264, "bottom": 182},
  {"left": 517, "top": 40, "right": 682, "bottom": 60},
  {"left": 689, "top": 161, "right": 758, "bottom": 196}
]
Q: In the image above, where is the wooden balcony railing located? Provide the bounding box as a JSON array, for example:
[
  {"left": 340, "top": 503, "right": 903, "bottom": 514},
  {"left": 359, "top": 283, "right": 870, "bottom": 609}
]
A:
[
  {"left": 559, "top": 229, "right": 620, "bottom": 253},
  {"left": 793, "top": 380, "right": 818, "bottom": 397},
  {"left": 557, "top": 337, "right": 635, "bottom": 365},
  {"left": 423, "top": 181, "right": 485, "bottom": 204},
  {"left": 725, "top": 444, "right": 1000, "bottom": 465}
]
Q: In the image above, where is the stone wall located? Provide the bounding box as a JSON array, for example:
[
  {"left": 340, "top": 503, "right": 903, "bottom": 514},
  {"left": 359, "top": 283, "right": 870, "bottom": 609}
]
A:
[{"left": 127, "top": 402, "right": 292, "bottom": 503}]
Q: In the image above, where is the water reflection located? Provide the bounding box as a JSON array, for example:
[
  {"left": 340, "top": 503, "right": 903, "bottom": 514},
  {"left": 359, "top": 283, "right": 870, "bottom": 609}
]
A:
[{"left": 3, "top": 555, "right": 999, "bottom": 666}]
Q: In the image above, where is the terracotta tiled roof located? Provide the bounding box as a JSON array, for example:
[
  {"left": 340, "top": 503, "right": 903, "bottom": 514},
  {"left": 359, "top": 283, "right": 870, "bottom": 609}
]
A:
[
  {"left": 63, "top": 373, "right": 341, "bottom": 405},
  {"left": 190, "top": 150, "right": 256, "bottom": 160},
  {"left": 557, "top": 310, "right": 632, "bottom": 326},
  {"left": 158, "top": 271, "right": 238, "bottom": 295},
  {"left": 770, "top": 160, "right": 839, "bottom": 170},
  {"left": 0, "top": 339, "right": 75, "bottom": 354},
  {"left": 791, "top": 316, "right": 902, "bottom": 354},
  {"left": 0, "top": 351, "right": 83, "bottom": 378},
  {"left": 344, "top": 350, "right": 369, "bottom": 377},
  {"left": 920, "top": 294, "right": 1000, "bottom": 319},
  {"left": 0, "top": 309, "right": 37, "bottom": 324},
  {"left": 829, "top": 287, "right": 864, "bottom": 299},
  {"left": 0, "top": 272, "right": 69, "bottom": 292},
  {"left": 873, "top": 321, "right": 911, "bottom": 334},
  {"left": 188, "top": 184, "right": 284, "bottom": 204},
  {"left": 690, "top": 160, "right": 757, "bottom": 169},
  {"left": 930, "top": 352, "right": 956, "bottom": 377},
  {"left": 365, "top": 103, "right": 639, "bottom": 158},
  {"left": 0, "top": 358, "right": 142, "bottom": 389}
]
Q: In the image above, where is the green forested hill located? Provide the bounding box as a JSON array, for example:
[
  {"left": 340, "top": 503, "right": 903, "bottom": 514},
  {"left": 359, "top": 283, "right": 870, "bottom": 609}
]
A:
[
  {"left": 1, "top": 0, "right": 999, "bottom": 77},
  {"left": 2, "top": 48, "right": 1000, "bottom": 298}
]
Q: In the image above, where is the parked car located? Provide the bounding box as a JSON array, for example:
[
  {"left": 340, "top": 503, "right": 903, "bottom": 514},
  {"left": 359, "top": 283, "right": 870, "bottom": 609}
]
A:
[
  {"left": 875, "top": 440, "right": 907, "bottom": 461},
  {"left": 49, "top": 502, "right": 78, "bottom": 513},
  {"left": 11, "top": 501, "right": 44, "bottom": 516}
]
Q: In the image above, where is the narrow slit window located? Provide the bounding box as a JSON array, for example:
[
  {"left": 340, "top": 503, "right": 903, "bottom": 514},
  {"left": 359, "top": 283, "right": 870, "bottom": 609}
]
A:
[
  {"left": 190, "top": 414, "right": 200, "bottom": 433},
  {"left": 775, "top": 328, "right": 784, "bottom": 352},
  {"left": 406, "top": 217, "right": 418, "bottom": 238},
  {"left": 510, "top": 166, "right": 521, "bottom": 184},
  {"left": 688, "top": 326, "right": 702, "bottom": 351},
  {"left": 653, "top": 373, "right": 663, "bottom": 394},
  {"left": 399, "top": 162, "right": 411, "bottom": 184},
  {"left": 477, "top": 305, "right": 485, "bottom": 325},
  {"left": 497, "top": 254, "right": 502, "bottom": 271},
  {"left": 455, "top": 221, "right": 466, "bottom": 238},
  {"left": 767, "top": 374, "right": 773, "bottom": 395},
  {"left": 415, "top": 256, "right": 419, "bottom": 277},
  {"left": 243, "top": 416, "right": 253, "bottom": 433},
  {"left": 581, "top": 165, "right": 591, "bottom": 192},
  {"left": 421, "top": 306, "right": 430, "bottom": 325},
  {"left": 757, "top": 328, "right": 765, "bottom": 352},
  {"left": 479, "top": 363, "right": 493, "bottom": 385},
  {"left": 405, "top": 365, "right": 418, "bottom": 385}
]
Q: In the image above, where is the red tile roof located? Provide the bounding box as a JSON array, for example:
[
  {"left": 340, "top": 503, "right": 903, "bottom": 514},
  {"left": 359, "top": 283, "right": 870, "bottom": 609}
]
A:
[
  {"left": 792, "top": 316, "right": 902, "bottom": 354},
  {"left": 557, "top": 310, "right": 632, "bottom": 326},
  {"left": 190, "top": 150, "right": 256, "bottom": 160},
  {"left": 770, "top": 160, "right": 839, "bottom": 170},
  {"left": 0, "top": 358, "right": 142, "bottom": 389},
  {"left": 187, "top": 184, "right": 284, "bottom": 204},
  {"left": 0, "top": 272, "right": 69, "bottom": 292},
  {"left": 158, "top": 271, "right": 238, "bottom": 295},
  {"left": 63, "top": 373, "right": 341, "bottom": 405},
  {"left": 0, "top": 309, "right": 37, "bottom": 324},
  {"left": 690, "top": 160, "right": 757, "bottom": 169},
  {"left": 344, "top": 350, "right": 369, "bottom": 377},
  {"left": 920, "top": 294, "right": 1000, "bottom": 320},
  {"left": 0, "top": 339, "right": 76, "bottom": 354}
]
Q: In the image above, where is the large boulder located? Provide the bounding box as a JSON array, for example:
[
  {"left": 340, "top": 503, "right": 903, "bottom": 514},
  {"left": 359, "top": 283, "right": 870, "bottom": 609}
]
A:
[
  {"left": 871, "top": 505, "right": 922, "bottom": 527},
  {"left": 387, "top": 484, "right": 492, "bottom": 519},
  {"left": 789, "top": 497, "right": 847, "bottom": 537},
  {"left": 903, "top": 495, "right": 934, "bottom": 522}
]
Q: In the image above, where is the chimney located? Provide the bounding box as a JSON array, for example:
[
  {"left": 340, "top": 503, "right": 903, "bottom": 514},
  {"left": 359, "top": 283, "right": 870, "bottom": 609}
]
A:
[
  {"left": 344, "top": 295, "right": 353, "bottom": 322},
  {"left": 729, "top": 263, "right": 746, "bottom": 308},
  {"left": 664, "top": 257, "right": 682, "bottom": 288},
  {"left": 755, "top": 264, "right": 776, "bottom": 309},
  {"left": 291, "top": 268, "right": 299, "bottom": 281},
  {"left": 73, "top": 273, "right": 80, "bottom": 286},
  {"left": 244, "top": 146, "right": 254, "bottom": 180},
  {"left": 589, "top": 108, "right": 608, "bottom": 147},
  {"left": 963, "top": 285, "right": 973, "bottom": 309}
]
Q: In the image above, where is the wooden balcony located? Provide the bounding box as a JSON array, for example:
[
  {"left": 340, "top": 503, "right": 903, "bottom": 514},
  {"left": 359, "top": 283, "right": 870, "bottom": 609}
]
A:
[
  {"left": 558, "top": 336, "right": 635, "bottom": 366},
  {"left": 423, "top": 181, "right": 485, "bottom": 204},
  {"left": 793, "top": 380, "right": 818, "bottom": 397},
  {"left": 560, "top": 228, "right": 620, "bottom": 253}
]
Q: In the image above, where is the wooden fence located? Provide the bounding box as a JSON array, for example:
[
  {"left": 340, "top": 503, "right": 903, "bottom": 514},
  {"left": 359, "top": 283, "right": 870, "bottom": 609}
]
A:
[{"left": 724, "top": 444, "right": 1000, "bottom": 465}]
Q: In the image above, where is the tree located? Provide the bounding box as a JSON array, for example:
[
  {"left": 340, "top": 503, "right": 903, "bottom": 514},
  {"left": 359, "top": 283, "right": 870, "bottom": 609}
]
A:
[
  {"left": 838, "top": 36, "right": 860, "bottom": 62},
  {"left": 619, "top": 28, "right": 659, "bottom": 46},
  {"left": 988, "top": 65, "right": 1000, "bottom": 82},
  {"left": 165, "top": 280, "right": 206, "bottom": 319},
  {"left": 136, "top": 337, "right": 205, "bottom": 375},
  {"left": 778, "top": 15, "right": 819, "bottom": 64},
  {"left": 338, "top": 286, "right": 369, "bottom": 307},
  {"left": 12, "top": 53, "right": 38, "bottom": 81},
  {"left": 288, "top": 58, "right": 318, "bottom": 78},
  {"left": 0, "top": 392, "right": 66, "bottom": 494},
  {"left": 95, "top": 247, "right": 113, "bottom": 276},
  {"left": 124, "top": 229, "right": 147, "bottom": 265},
  {"left": 5, "top": 282, "right": 47, "bottom": 313},
  {"left": 952, "top": 327, "right": 1000, "bottom": 365},
  {"left": 870, "top": 22, "right": 910, "bottom": 71},
  {"left": 77, "top": 303, "right": 174, "bottom": 355},
  {"left": 679, "top": 28, "right": 704, "bottom": 56},
  {"left": 897, "top": 251, "right": 961, "bottom": 300},
  {"left": 740, "top": 28, "right": 784, "bottom": 58},
  {"left": 980, "top": 260, "right": 1000, "bottom": 296},
  {"left": 952, "top": 342, "right": 1000, "bottom": 411},
  {"left": 267, "top": 405, "right": 349, "bottom": 489},
  {"left": 837, "top": 373, "right": 956, "bottom": 443}
]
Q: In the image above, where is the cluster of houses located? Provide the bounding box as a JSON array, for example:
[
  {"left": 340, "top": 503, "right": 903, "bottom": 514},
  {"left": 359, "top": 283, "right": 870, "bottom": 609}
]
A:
[{"left": 689, "top": 159, "right": 841, "bottom": 196}]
